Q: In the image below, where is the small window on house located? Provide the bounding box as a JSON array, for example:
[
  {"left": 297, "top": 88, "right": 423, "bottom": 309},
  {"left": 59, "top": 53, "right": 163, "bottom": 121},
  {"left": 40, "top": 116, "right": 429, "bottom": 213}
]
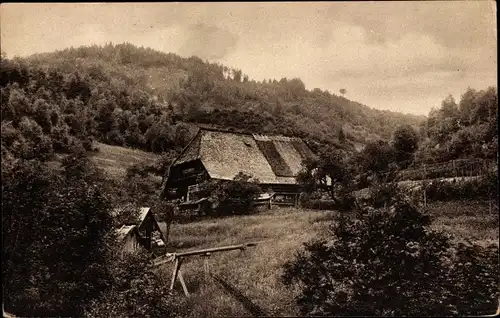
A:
[
  {"left": 183, "top": 168, "right": 195, "bottom": 175},
  {"left": 244, "top": 141, "right": 252, "bottom": 147}
]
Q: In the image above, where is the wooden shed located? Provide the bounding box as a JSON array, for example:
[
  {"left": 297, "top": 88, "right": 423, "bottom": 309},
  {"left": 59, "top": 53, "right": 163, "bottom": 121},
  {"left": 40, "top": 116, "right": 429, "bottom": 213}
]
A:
[{"left": 115, "top": 207, "right": 166, "bottom": 254}]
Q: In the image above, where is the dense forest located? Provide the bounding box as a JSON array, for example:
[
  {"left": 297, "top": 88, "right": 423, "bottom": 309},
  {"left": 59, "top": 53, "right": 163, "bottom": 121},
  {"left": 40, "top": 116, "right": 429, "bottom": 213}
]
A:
[
  {"left": 1, "top": 42, "right": 425, "bottom": 156},
  {"left": 416, "top": 88, "right": 498, "bottom": 163}
]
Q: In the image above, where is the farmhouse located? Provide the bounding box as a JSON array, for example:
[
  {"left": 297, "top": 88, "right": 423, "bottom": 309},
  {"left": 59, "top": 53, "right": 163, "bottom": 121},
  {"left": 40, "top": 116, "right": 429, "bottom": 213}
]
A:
[
  {"left": 116, "top": 207, "right": 166, "bottom": 254},
  {"left": 161, "top": 127, "right": 315, "bottom": 207}
]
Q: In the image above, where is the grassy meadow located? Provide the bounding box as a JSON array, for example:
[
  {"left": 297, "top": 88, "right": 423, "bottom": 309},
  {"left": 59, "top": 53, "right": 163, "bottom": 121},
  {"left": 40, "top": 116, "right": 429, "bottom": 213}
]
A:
[
  {"left": 157, "top": 201, "right": 499, "bottom": 317},
  {"left": 89, "top": 142, "right": 161, "bottom": 182},
  {"left": 158, "top": 207, "right": 337, "bottom": 317},
  {"left": 426, "top": 200, "right": 499, "bottom": 246}
]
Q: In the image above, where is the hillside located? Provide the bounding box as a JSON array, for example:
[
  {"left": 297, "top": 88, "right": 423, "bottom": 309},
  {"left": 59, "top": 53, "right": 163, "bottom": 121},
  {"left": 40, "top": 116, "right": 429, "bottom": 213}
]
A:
[{"left": 21, "top": 43, "right": 425, "bottom": 148}]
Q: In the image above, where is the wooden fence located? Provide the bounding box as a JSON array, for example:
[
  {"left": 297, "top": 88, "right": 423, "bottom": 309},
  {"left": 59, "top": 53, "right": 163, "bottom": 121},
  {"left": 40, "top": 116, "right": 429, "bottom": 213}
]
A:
[{"left": 384, "top": 158, "right": 496, "bottom": 182}]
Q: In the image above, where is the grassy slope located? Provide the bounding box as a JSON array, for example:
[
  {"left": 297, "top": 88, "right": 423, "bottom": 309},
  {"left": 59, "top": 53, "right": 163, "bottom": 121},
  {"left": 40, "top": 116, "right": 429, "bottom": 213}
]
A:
[
  {"left": 89, "top": 142, "right": 161, "bottom": 182},
  {"left": 157, "top": 202, "right": 498, "bottom": 317},
  {"left": 159, "top": 208, "right": 337, "bottom": 317}
]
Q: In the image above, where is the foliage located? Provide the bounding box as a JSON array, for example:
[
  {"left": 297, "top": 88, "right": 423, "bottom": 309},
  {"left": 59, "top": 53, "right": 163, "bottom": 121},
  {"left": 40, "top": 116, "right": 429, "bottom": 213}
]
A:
[
  {"left": 2, "top": 154, "right": 114, "bottom": 317},
  {"left": 297, "top": 146, "right": 355, "bottom": 210},
  {"left": 190, "top": 173, "right": 262, "bottom": 216},
  {"left": 282, "top": 195, "right": 499, "bottom": 316},
  {"left": 424, "top": 170, "right": 498, "bottom": 202},
  {"left": 124, "top": 163, "right": 162, "bottom": 206},
  {"left": 446, "top": 242, "right": 499, "bottom": 316},
  {"left": 362, "top": 181, "right": 403, "bottom": 209},
  {"left": 85, "top": 249, "right": 183, "bottom": 318},
  {"left": 392, "top": 124, "right": 419, "bottom": 167},
  {"left": 112, "top": 202, "right": 141, "bottom": 227},
  {"left": 2, "top": 43, "right": 426, "bottom": 158},
  {"left": 418, "top": 87, "right": 497, "bottom": 163},
  {"left": 299, "top": 196, "right": 338, "bottom": 211},
  {"left": 211, "top": 173, "right": 262, "bottom": 216},
  {"left": 357, "top": 139, "right": 396, "bottom": 176}
]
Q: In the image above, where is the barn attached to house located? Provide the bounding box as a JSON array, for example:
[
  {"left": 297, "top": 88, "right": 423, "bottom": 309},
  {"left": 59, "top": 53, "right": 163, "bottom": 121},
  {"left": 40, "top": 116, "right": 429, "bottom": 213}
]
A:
[
  {"left": 161, "top": 127, "right": 315, "bottom": 207},
  {"left": 116, "top": 207, "right": 166, "bottom": 254}
]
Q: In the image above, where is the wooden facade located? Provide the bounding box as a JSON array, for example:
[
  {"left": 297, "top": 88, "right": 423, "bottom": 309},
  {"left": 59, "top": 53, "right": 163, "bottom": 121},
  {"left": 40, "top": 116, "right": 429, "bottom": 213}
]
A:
[{"left": 164, "top": 159, "right": 209, "bottom": 201}]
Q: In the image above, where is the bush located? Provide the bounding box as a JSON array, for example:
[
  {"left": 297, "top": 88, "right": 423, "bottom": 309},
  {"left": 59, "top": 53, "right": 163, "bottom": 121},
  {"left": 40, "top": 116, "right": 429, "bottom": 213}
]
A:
[
  {"left": 190, "top": 173, "right": 262, "bottom": 216},
  {"left": 2, "top": 156, "right": 114, "bottom": 317},
  {"left": 425, "top": 170, "right": 498, "bottom": 202},
  {"left": 299, "top": 190, "right": 355, "bottom": 211},
  {"left": 212, "top": 178, "right": 262, "bottom": 216},
  {"left": 124, "top": 164, "right": 161, "bottom": 206},
  {"left": 85, "top": 249, "right": 184, "bottom": 318},
  {"left": 300, "top": 198, "right": 338, "bottom": 210},
  {"left": 361, "top": 181, "right": 402, "bottom": 209},
  {"left": 112, "top": 202, "right": 141, "bottom": 227},
  {"left": 282, "top": 195, "right": 499, "bottom": 316},
  {"left": 447, "top": 242, "right": 499, "bottom": 315}
]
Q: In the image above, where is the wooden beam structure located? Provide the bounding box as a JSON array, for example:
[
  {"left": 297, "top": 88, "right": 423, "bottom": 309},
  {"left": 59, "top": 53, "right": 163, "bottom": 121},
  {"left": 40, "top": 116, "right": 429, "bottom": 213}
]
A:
[{"left": 154, "top": 242, "right": 258, "bottom": 296}]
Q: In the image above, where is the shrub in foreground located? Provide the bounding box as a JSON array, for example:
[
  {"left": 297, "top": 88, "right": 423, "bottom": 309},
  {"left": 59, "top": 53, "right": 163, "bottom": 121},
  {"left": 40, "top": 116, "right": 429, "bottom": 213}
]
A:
[
  {"left": 2, "top": 155, "right": 114, "bottom": 317},
  {"left": 85, "top": 249, "right": 184, "bottom": 318},
  {"left": 282, "top": 197, "right": 499, "bottom": 316}
]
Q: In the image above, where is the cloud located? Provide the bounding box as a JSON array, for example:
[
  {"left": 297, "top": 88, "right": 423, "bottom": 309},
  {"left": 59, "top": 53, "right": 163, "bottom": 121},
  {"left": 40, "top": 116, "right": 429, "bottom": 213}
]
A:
[
  {"left": 178, "top": 23, "right": 239, "bottom": 60},
  {"left": 325, "top": 1, "right": 497, "bottom": 50}
]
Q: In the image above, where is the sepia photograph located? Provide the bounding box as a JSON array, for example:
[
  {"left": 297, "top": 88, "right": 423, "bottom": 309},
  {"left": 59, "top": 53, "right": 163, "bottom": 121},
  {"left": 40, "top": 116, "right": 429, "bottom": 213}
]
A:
[{"left": 1, "top": 1, "right": 498, "bottom": 317}]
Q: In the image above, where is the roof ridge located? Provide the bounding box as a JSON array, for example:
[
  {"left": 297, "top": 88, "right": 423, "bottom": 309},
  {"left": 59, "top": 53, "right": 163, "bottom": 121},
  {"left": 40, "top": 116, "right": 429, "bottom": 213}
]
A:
[
  {"left": 199, "top": 126, "right": 252, "bottom": 135},
  {"left": 171, "top": 129, "right": 202, "bottom": 165},
  {"left": 253, "top": 133, "right": 301, "bottom": 142},
  {"left": 198, "top": 126, "right": 301, "bottom": 140}
]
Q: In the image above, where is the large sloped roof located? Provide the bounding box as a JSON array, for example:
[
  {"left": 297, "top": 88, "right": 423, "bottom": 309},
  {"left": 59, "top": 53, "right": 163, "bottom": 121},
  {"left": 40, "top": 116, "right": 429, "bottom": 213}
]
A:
[
  {"left": 173, "top": 132, "right": 202, "bottom": 165},
  {"left": 171, "top": 128, "right": 315, "bottom": 184}
]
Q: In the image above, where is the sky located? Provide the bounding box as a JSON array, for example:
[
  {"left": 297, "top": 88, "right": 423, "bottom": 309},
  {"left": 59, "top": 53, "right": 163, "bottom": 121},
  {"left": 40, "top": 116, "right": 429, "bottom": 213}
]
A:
[{"left": 1, "top": 2, "right": 497, "bottom": 116}]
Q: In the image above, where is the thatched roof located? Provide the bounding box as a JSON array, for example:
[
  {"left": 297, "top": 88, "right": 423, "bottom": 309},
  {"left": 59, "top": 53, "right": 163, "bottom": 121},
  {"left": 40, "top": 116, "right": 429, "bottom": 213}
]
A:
[
  {"left": 116, "top": 225, "right": 137, "bottom": 241},
  {"left": 138, "top": 207, "right": 151, "bottom": 225},
  {"left": 171, "top": 128, "right": 315, "bottom": 185}
]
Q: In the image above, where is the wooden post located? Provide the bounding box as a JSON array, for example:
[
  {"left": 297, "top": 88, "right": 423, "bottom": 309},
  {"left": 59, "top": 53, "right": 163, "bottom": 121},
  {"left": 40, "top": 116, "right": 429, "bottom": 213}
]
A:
[
  {"left": 203, "top": 252, "right": 211, "bottom": 283},
  {"left": 178, "top": 269, "right": 190, "bottom": 297},
  {"left": 170, "top": 257, "right": 181, "bottom": 290},
  {"left": 165, "top": 221, "right": 171, "bottom": 244},
  {"left": 169, "top": 257, "right": 190, "bottom": 296}
]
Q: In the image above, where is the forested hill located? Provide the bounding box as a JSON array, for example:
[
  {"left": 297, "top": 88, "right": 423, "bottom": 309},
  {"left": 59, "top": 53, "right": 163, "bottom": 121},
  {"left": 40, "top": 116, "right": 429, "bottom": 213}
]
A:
[{"left": 2, "top": 43, "right": 424, "bottom": 155}]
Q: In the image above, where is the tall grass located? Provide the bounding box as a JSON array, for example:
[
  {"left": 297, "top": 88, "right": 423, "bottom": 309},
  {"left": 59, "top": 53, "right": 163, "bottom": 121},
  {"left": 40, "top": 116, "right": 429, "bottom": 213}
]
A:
[
  {"left": 427, "top": 200, "right": 499, "bottom": 246},
  {"left": 156, "top": 201, "right": 498, "bottom": 317},
  {"left": 157, "top": 208, "right": 337, "bottom": 316}
]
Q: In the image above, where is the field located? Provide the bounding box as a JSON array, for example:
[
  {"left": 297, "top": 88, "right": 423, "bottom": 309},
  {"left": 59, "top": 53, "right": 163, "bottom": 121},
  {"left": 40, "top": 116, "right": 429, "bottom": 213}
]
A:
[
  {"left": 89, "top": 142, "right": 161, "bottom": 181},
  {"left": 158, "top": 208, "right": 336, "bottom": 317},
  {"left": 427, "top": 200, "right": 499, "bottom": 246},
  {"left": 157, "top": 201, "right": 499, "bottom": 317}
]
